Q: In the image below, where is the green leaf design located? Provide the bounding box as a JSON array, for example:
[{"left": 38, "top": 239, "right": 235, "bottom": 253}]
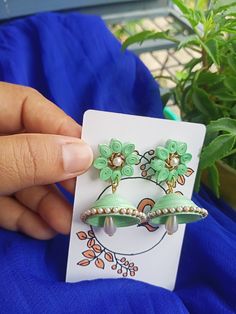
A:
[
  {"left": 151, "top": 159, "right": 165, "bottom": 171},
  {"left": 111, "top": 170, "right": 121, "bottom": 182},
  {"left": 168, "top": 170, "right": 179, "bottom": 182},
  {"left": 207, "top": 118, "right": 236, "bottom": 135},
  {"left": 100, "top": 167, "right": 112, "bottom": 181},
  {"left": 207, "top": 164, "right": 220, "bottom": 198},
  {"left": 180, "top": 153, "right": 192, "bottom": 164},
  {"left": 192, "top": 87, "right": 218, "bottom": 118},
  {"left": 93, "top": 157, "right": 107, "bottom": 169},
  {"left": 122, "top": 143, "right": 135, "bottom": 156},
  {"left": 165, "top": 140, "right": 177, "bottom": 153},
  {"left": 121, "top": 165, "right": 134, "bottom": 177},
  {"left": 110, "top": 139, "right": 122, "bottom": 153},
  {"left": 200, "top": 134, "right": 236, "bottom": 169},
  {"left": 176, "top": 142, "right": 187, "bottom": 155},
  {"left": 177, "top": 164, "right": 188, "bottom": 175},
  {"left": 156, "top": 168, "right": 169, "bottom": 183},
  {"left": 156, "top": 147, "right": 169, "bottom": 160},
  {"left": 99, "top": 144, "right": 112, "bottom": 158},
  {"left": 126, "top": 153, "right": 139, "bottom": 165}
]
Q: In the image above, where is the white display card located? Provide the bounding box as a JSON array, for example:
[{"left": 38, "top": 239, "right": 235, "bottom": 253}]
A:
[{"left": 66, "top": 110, "right": 206, "bottom": 290}]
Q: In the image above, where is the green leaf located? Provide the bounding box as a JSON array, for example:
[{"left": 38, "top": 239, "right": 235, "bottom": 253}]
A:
[
  {"left": 207, "top": 164, "right": 220, "bottom": 198},
  {"left": 197, "top": 72, "right": 225, "bottom": 86},
  {"left": 177, "top": 35, "right": 199, "bottom": 49},
  {"left": 200, "top": 134, "right": 236, "bottom": 169},
  {"left": 197, "top": 0, "right": 207, "bottom": 10},
  {"left": 224, "top": 76, "right": 236, "bottom": 92},
  {"left": 203, "top": 39, "right": 220, "bottom": 66},
  {"left": 227, "top": 54, "right": 236, "bottom": 74},
  {"left": 231, "top": 105, "right": 236, "bottom": 116},
  {"left": 122, "top": 30, "right": 177, "bottom": 50},
  {"left": 213, "top": 0, "right": 236, "bottom": 14},
  {"left": 213, "top": 92, "right": 236, "bottom": 101},
  {"left": 207, "top": 118, "right": 236, "bottom": 135},
  {"left": 172, "top": 0, "right": 190, "bottom": 15},
  {"left": 194, "top": 168, "right": 202, "bottom": 192},
  {"left": 192, "top": 87, "right": 218, "bottom": 118}
]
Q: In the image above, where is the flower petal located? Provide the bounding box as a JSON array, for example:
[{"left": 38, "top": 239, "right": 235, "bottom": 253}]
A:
[
  {"left": 121, "top": 165, "right": 134, "bottom": 177},
  {"left": 168, "top": 169, "right": 178, "bottom": 182},
  {"left": 180, "top": 153, "right": 192, "bottom": 164},
  {"left": 151, "top": 159, "right": 165, "bottom": 171},
  {"left": 156, "top": 168, "right": 169, "bottom": 183},
  {"left": 122, "top": 143, "right": 135, "bottom": 156},
  {"left": 165, "top": 140, "right": 177, "bottom": 153},
  {"left": 155, "top": 147, "right": 169, "bottom": 160},
  {"left": 100, "top": 167, "right": 112, "bottom": 181},
  {"left": 93, "top": 157, "right": 107, "bottom": 169},
  {"left": 99, "top": 144, "right": 112, "bottom": 158},
  {"left": 110, "top": 139, "right": 122, "bottom": 153},
  {"left": 126, "top": 153, "right": 139, "bottom": 165},
  {"left": 177, "top": 164, "right": 187, "bottom": 175},
  {"left": 111, "top": 170, "right": 121, "bottom": 182},
  {"left": 176, "top": 142, "right": 187, "bottom": 155}
]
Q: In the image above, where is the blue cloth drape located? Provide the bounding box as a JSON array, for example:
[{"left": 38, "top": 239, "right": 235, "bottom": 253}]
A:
[{"left": 0, "top": 13, "right": 235, "bottom": 314}]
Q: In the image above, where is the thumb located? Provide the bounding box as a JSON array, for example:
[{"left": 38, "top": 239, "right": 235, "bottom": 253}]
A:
[{"left": 0, "top": 134, "right": 93, "bottom": 195}]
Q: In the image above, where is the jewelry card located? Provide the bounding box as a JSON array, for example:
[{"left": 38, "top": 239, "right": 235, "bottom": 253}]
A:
[{"left": 66, "top": 110, "right": 206, "bottom": 290}]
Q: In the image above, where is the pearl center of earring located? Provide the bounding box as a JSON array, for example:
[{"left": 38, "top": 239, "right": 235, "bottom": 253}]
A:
[
  {"left": 113, "top": 156, "right": 123, "bottom": 167},
  {"left": 169, "top": 157, "right": 179, "bottom": 167}
]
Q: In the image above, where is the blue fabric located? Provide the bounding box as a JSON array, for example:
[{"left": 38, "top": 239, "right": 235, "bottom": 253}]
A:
[{"left": 0, "top": 12, "right": 235, "bottom": 314}]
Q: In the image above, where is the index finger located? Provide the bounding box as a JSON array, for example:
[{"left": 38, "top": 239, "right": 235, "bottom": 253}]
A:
[{"left": 0, "top": 82, "right": 81, "bottom": 137}]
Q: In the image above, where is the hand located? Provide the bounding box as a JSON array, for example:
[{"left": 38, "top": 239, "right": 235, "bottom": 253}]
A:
[{"left": 0, "top": 82, "right": 93, "bottom": 239}]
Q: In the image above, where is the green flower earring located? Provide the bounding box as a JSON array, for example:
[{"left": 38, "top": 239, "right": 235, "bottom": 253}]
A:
[
  {"left": 148, "top": 140, "right": 208, "bottom": 235},
  {"left": 81, "top": 139, "right": 145, "bottom": 236}
]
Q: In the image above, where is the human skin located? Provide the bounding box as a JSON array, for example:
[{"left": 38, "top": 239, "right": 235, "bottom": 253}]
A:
[{"left": 0, "top": 82, "right": 93, "bottom": 239}]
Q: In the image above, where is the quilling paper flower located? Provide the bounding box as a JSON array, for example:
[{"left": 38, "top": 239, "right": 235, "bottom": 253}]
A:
[
  {"left": 150, "top": 139, "right": 192, "bottom": 184},
  {"left": 93, "top": 139, "right": 140, "bottom": 182}
]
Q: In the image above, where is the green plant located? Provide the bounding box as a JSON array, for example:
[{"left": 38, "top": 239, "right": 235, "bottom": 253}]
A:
[{"left": 123, "top": 0, "right": 236, "bottom": 198}]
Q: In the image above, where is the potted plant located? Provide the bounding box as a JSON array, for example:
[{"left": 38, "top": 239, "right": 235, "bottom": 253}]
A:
[{"left": 122, "top": 0, "right": 236, "bottom": 207}]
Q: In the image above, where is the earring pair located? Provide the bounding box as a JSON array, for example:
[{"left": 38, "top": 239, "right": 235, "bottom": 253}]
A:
[{"left": 81, "top": 139, "right": 208, "bottom": 236}]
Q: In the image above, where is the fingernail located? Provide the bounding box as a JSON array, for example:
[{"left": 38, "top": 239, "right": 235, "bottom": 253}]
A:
[{"left": 62, "top": 142, "right": 93, "bottom": 174}]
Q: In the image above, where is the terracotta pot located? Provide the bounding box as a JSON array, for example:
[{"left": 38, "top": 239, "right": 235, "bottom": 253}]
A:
[{"left": 202, "top": 161, "right": 236, "bottom": 209}]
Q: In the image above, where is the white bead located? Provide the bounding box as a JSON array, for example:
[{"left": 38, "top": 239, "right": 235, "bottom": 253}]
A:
[
  {"left": 163, "top": 208, "right": 168, "bottom": 214},
  {"left": 120, "top": 208, "right": 127, "bottom": 214},
  {"left": 177, "top": 207, "right": 183, "bottom": 212},
  {"left": 98, "top": 208, "right": 104, "bottom": 214},
  {"left": 112, "top": 207, "right": 119, "bottom": 213},
  {"left": 170, "top": 157, "right": 180, "bottom": 167},
  {"left": 113, "top": 156, "right": 123, "bottom": 167},
  {"left": 170, "top": 208, "right": 176, "bottom": 213},
  {"left": 157, "top": 210, "right": 162, "bottom": 215},
  {"left": 85, "top": 209, "right": 91, "bottom": 215},
  {"left": 165, "top": 215, "right": 178, "bottom": 235},
  {"left": 128, "top": 208, "right": 133, "bottom": 215},
  {"left": 91, "top": 208, "right": 97, "bottom": 215},
  {"left": 105, "top": 208, "right": 111, "bottom": 214},
  {"left": 183, "top": 206, "right": 189, "bottom": 212}
]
